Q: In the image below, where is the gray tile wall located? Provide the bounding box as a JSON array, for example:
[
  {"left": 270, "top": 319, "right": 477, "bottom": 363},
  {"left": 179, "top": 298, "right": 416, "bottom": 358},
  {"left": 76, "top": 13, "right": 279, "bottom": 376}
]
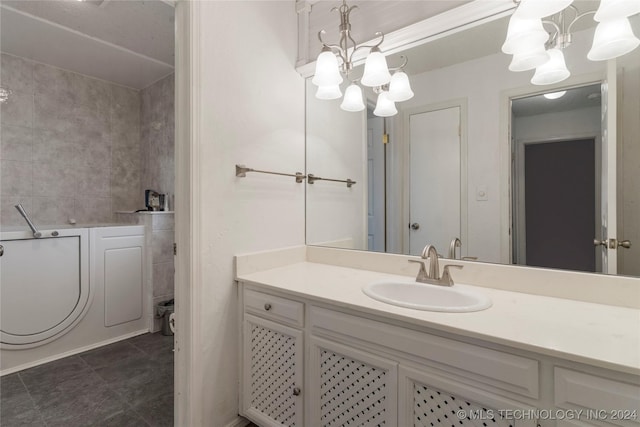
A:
[
  {"left": 140, "top": 74, "right": 174, "bottom": 203},
  {"left": 115, "top": 211, "right": 175, "bottom": 333},
  {"left": 0, "top": 53, "right": 142, "bottom": 226}
]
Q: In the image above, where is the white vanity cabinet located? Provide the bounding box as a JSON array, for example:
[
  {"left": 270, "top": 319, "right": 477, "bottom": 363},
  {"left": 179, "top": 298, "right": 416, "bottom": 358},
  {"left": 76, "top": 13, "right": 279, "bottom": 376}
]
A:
[
  {"left": 236, "top": 253, "right": 640, "bottom": 427},
  {"left": 554, "top": 367, "right": 640, "bottom": 427},
  {"left": 239, "top": 285, "right": 541, "bottom": 427},
  {"left": 307, "top": 336, "right": 398, "bottom": 426},
  {"left": 241, "top": 290, "right": 305, "bottom": 427},
  {"left": 309, "top": 306, "right": 538, "bottom": 427}
]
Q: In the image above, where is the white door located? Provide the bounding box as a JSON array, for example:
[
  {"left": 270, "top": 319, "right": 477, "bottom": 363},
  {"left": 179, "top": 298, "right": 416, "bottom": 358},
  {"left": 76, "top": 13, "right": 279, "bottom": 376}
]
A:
[
  {"left": 598, "top": 61, "right": 617, "bottom": 274},
  {"left": 409, "top": 107, "right": 461, "bottom": 256},
  {"left": 367, "top": 116, "right": 385, "bottom": 252}
]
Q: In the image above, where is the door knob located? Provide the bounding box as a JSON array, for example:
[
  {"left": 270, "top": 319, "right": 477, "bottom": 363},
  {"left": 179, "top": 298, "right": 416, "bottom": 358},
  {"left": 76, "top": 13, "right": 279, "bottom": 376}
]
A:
[
  {"left": 410, "top": 223, "right": 420, "bottom": 230},
  {"left": 0, "top": 244, "right": 3, "bottom": 256},
  {"left": 618, "top": 240, "right": 632, "bottom": 249},
  {"left": 593, "top": 238, "right": 612, "bottom": 248}
]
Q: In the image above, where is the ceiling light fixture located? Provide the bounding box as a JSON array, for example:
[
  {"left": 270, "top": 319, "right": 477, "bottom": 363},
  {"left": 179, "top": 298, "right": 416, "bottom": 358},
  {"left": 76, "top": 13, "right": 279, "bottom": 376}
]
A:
[
  {"left": 503, "top": 0, "right": 640, "bottom": 85},
  {"left": 312, "top": 0, "right": 414, "bottom": 116},
  {"left": 543, "top": 90, "right": 567, "bottom": 99}
]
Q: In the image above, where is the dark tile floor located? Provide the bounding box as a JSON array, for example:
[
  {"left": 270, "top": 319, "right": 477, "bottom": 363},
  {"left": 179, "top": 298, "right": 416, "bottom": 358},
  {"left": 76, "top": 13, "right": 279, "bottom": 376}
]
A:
[{"left": 1, "top": 332, "right": 174, "bottom": 427}]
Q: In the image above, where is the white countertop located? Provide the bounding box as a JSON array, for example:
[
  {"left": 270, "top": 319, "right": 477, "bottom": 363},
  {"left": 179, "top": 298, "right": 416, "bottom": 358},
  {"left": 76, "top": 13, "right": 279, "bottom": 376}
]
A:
[{"left": 237, "top": 261, "right": 640, "bottom": 375}]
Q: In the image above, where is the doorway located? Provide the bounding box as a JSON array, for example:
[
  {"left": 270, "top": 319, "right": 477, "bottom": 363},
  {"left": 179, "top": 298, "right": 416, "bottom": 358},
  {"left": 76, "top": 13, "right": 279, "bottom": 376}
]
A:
[{"left": 510, "top": 83, "right": 602, "bottom": 272}]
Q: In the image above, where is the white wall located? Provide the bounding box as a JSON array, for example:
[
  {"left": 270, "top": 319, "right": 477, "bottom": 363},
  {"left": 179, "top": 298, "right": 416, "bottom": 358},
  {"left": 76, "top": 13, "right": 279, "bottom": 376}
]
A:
[
  {"left": 514, "top": 107, "right": 601, "bottom": 143},
  {"left": 194, "top": 2, "right": 305, "bottom": 425},
  {"left": 391, "top": 25, "right": 606, "bottom": 263},
  {"left": 306, "top": 80, "right": 367, "bottom": 249}
]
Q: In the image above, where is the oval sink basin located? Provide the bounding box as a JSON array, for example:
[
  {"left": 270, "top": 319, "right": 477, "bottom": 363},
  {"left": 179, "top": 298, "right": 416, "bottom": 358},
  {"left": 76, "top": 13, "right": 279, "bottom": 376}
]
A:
[{"left": 362, "top": 280, "right": 492, "bottom": 312}]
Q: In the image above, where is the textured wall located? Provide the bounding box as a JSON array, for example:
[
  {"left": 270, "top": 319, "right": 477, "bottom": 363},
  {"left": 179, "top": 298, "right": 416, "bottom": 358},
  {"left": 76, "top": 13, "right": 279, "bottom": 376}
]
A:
[
  {"left": 0, "top": 53, "right": 142, "bottom": 226},
  {"left": 141, "top": 74, "right": 174, "bottom": 202},
  {"left": 194, "top": 1, "right": 305, "bottom": 424}
]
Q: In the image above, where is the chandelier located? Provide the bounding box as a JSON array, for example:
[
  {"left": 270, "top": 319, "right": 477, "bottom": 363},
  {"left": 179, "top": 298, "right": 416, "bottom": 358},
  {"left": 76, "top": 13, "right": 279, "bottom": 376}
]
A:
[
  {"left": 312, "top": 0, "right": 414, "bottom": 117},
  {"left": 502, "top": 0, "right": 640, "bottom": 85}
]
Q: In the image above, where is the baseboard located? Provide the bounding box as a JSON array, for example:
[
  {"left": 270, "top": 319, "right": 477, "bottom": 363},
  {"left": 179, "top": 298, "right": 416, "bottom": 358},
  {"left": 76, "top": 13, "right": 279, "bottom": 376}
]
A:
[
  {"left": 224, "top": 416, "right": 252, "bottom": 427},
  {"left": 0, "top": 329, "right": 150, "bottom": 376}
]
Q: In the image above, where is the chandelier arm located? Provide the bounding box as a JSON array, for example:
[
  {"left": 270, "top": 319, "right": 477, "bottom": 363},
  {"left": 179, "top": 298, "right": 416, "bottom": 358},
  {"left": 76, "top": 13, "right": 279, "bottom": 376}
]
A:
[
  {"left": 541, "top": 19, "right": 560, "bottom": 47},
  {"left": 355, "top": 31, "right": 385, "bottom": 51},
  {"left": 318, "top": 30, "right": 347, "bottom": 64},
  {"left": 388, "top": 55, "right": 409, "bottom": 72},
  {"left": 345, "top": 32, "right": 360, "bottom": 63},
  {"left": 567, "top": 10, "right": 596, "bottom": 33}
]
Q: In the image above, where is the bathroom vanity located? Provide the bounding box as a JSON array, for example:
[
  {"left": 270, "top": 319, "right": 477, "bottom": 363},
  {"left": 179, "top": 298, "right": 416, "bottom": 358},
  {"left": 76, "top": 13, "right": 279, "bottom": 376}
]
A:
[{"left": 236, "top": 247, "right": 640, "bottom": 427}]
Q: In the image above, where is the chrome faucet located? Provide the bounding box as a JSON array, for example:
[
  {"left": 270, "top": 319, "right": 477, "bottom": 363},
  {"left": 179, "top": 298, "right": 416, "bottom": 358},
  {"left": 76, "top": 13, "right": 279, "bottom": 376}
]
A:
[
  {"left": 448, "top": 237, "right": 478, "bottom": 261},
  {"left": 408, "top": 244, "right": 463, "bottom": 286},
  {"left": 422, "top": 244, "right": 440, "bottom": 279},
  {"left": 449, "top": 237, "right": 461, "bottom": 259}
]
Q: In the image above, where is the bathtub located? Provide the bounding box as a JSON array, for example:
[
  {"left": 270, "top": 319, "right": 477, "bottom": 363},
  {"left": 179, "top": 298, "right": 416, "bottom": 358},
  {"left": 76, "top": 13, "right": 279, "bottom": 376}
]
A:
[{"left": 0, "top": 225, "right": 149, "bottom": 375}]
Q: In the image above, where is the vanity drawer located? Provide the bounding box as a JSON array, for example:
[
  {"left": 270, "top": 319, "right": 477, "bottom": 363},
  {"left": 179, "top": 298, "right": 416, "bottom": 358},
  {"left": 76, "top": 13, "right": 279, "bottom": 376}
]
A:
[
  {"left": 244, "top": 289, "right": 304, "bottom": 327},
  {"left": 554, "top": 367, "right": 640, "bottom": 426}
]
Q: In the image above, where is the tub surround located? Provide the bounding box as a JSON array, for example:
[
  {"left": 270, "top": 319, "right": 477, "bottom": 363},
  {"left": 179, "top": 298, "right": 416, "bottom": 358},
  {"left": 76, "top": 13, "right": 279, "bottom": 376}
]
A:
[
  {"left": 140, "top": 73, "right": 175, "bottom": 200},
  {"left": 236, "top": 246, "right": 640, "bottom": 375},
  {"left": 116, "top": 211, "right": 175, "bottom": 332},
  {"left": 0, "top": 53, "right": 176, "bottom": 228},
  {"left": 0, "top": 53, "right": 142, "bottom": 226}
]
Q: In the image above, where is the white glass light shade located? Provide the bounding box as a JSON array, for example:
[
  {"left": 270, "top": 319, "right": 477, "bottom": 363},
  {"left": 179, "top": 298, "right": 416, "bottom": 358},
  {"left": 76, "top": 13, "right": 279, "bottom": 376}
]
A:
[
  {"left": 594, "top": 0, "right": 640, "bottom": 22},
  {"left": 587, "top": 18, "right": 640, "bottom": 61},
  {"left": 373, "top": 92, "right": 397, "bottom": 117},
  {"left": 515, "top": 0, "right": 574, "bottom": 19},
  {"left": 531, "top": 48, "right": 570, "bottom": 85},
  {"left": 315, "top": 84, "right": 342, "bottom": 100},
  {"left": 387, "top": 71, "right": 414, "bottom": 102},
  {"left": 543, "top": 90, "right": 567, "bottom": 99},
  {"left": 340, "top": 84, "right": 365, "bottom": 112},
  {"left": 502, "top": 14, "right": 550, "bottom": 54},
  {"left": 312, "top": 50, "right": 343, "bottom": 86},
  {"left": 509, "top": 45, "right": 550, "bottom": 71},
  {"left": 361, "top": 49, "right": 392, "bottom": 87}
]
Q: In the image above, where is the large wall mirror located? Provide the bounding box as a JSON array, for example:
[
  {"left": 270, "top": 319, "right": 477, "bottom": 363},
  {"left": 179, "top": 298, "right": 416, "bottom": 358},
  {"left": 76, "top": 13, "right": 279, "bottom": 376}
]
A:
[{"left": 305, "top": 7, "right": 640, "bottom": 278}]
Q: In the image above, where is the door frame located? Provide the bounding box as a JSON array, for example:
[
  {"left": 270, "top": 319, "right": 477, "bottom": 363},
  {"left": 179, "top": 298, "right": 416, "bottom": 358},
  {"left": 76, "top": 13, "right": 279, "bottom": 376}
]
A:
[
  {"left": 401, "top": 99, "right": 468, "bottom": 256},
  {"left": 366, "top": 114, "right": 386, "bottom": 252},
  {"left": 499, "top": 72, "right": 606, "bottom": 265},
  {"left": 174, "top": 1, "right": 199, "bottom": 425}
]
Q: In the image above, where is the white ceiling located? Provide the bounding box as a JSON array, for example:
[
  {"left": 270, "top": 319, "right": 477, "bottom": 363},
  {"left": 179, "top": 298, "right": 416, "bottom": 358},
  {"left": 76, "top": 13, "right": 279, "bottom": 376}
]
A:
[
  {"left": 0, "top": 0, "right": 175, "bottom": 90},
  {"left": 309, "top": 0, "right": 472, "bottom": 55}
]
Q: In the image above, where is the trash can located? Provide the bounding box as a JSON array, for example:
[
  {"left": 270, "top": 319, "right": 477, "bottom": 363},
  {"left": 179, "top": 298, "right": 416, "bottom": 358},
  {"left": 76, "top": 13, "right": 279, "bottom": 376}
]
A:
[{"left": 156, "top": 299, "right": 175, "bottom": 336}]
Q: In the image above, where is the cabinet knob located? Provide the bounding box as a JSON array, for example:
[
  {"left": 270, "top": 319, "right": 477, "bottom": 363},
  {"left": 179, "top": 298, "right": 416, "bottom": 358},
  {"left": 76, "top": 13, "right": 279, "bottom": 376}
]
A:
[
  {"left": 264, "top": 303, "right": 272, "bottom": 311},
  {"left": 292, "top": 387, "right": 301, "bottom": 396}
]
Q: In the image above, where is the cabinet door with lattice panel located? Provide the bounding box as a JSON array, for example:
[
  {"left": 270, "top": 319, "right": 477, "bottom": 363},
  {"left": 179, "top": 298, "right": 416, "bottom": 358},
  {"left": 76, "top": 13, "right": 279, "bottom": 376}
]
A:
[
  {"left": 308, "top": 336, "right": 398, "bottom": 427},
  {"left": 399, "top": 366, "right": 538, "bottom": 427},
  {"left": 242, "top": 314, "right": 304, "bottom": 427}
]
